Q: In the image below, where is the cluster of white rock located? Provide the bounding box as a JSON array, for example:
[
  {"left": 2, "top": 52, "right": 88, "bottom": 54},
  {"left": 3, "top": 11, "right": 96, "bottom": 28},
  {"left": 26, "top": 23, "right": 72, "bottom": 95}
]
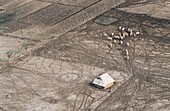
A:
[{"left": 104, "top": 26, "right": 140, "bottom": 60}]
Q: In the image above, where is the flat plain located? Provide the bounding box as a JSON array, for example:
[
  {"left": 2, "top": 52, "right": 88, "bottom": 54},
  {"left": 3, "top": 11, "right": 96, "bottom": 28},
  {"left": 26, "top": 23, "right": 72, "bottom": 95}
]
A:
[{"left": 0, "top": 0, "right": 170, "bottom": 111}]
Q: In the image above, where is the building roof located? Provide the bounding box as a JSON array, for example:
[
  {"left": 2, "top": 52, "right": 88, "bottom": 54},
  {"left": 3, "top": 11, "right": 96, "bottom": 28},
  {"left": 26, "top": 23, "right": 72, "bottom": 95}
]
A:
[{"left": 92, "top": 73, "right": 115, "bottom": 87}]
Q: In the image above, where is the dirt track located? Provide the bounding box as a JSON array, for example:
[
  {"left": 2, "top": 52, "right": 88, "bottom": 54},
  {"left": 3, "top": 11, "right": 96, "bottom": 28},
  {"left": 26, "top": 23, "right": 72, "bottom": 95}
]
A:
[{"left": 0, "top": 0, "right": 169, "bottom": 111}]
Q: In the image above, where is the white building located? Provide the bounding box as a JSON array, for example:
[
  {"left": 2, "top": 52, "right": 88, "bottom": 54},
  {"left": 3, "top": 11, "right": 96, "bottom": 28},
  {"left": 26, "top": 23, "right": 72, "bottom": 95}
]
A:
[{"left": 92, "top": 73, "right": 115, "bottom": 89}]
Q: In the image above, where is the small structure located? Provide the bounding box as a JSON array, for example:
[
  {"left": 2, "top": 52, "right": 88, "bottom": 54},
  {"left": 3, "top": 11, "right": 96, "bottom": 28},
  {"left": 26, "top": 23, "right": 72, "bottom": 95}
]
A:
[{"left": 91, "top": 73, "right": 115, "bottom": 89}]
